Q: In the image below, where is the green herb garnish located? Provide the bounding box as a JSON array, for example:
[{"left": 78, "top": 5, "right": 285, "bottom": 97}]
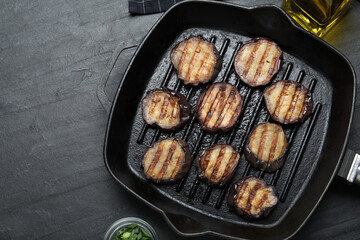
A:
[{"left": 114, "top": 223, "right": 152, "bottom": 240}]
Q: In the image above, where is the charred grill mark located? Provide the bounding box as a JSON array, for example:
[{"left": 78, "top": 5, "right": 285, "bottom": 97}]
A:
[
  {"left": 251, "top": 188, "right": 268, "bottom": 213},
  {"left": 268, "top": 82, "right": 284, "bottom": 115},
  {"left": 204, "top": 147, "right": 220, "bottom": 176},
  {"left": 257, "top": 124, "right": 268, "bottom": 161},
  {"left": 170, "top": 154, "right": 182, "bottom": 179},
  {"left": 146, "top": 141, "right": 164, "bottom": 177},
  {"left": 215, "top": 90, "right": 236, "bottom": 127},
  {"left": 292, "top": 90, "right": 305, "bottom": 121},
  {"left": 266, "top": 48, "right": 281, "bottom": 78},
  {"left": 170, "top": 145, "right": 184, "bottom": 179},
  {"left": 215, "top": 88, "right": 231, "bottom": 118},
  {"left": 195, "top": 41, "right": 210, "bottom": 81},
  {"left": 156, "top": 141, "right": 177, "bottom": 179},
  {"left": 148, "top": 94, "right": 161, "bottom": 116},
  {"left": 299, "top": 89, "right": 307, "bottom": 117},
  {"left": 159, "top": 96, "right": 170, "bottom": 119},
  {"left": 222, "top": 151, "right": 238, "bottom": 182},
  {"left": 204, "top": 87, "right": 223, "bottom": 124},
  {"left": 198, "top": 85, "right": 219, "bottom": 120},
  {"left": 236, "top": 182, "right": 249, "bottom": 206},
  {"left": 205, "top": 87, "right": 227, "bottom": 126},
  {"left": 199, "top": 85, "right": 214, "bottom": 111},
  {"left": 245, "top": 182, "right": 262, "bottom": 213},
  {"left": 199, "top": 43, "right": 213, "bottom": 82},
  {"left": 268, "top": 127, "right": 280, "bottom": 162},
  {"left": 184, "top": 39, "right": 202, "bottom": 81},
  {"left": 281, "top": 84, "right": 297, "bottom": 121},
  {"left": 209, "top": 145, "right": 226, "bottom": 182},
  {"left": 285, "top": 85, "right": 301, "bottom": 122},
  {"left": 178, "top": 39, "right": 193, "bottom": 76},
  {"left": 229, "top": 95, "right": 242, "bottom": 128},
  {"left": 168, "top": 96, "right": 178, "bottom": 121},
  {"left": 257, "top": 190, "right": 270, "bottom": 211},
  {"left": 253, "top": 42, "right": 271, "bottom": 83},
  {"left": 201, "top": 151, "right": 212, "bottom": 173},
  {"left": 242, "top": 42, "right": 261, "bottom": 79},
  {"left": 233, "top": 98, "right": 242, "bottom": 117},
  {"left": 274, "top": 82, "right": 289, "bottom": 117}
]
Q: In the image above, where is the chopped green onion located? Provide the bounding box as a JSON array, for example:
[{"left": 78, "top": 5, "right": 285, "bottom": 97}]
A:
[
  {"left": 128, "top": 223, "right": 137, "bottom": 229},
  {"left": 140, "top": 228, "right": 150, "bottom": 237},
  {"left": 117, "top": 228, "right": 127, "bottom": 236},
  {"left": 113, "top": 223, "right": 153, "bottom": 240},
  {"left": 137, "top": 232, "right": 143, "bottom": 240},
  {"left": 121, "top": 231, "right": 131, "bottom": 239}
]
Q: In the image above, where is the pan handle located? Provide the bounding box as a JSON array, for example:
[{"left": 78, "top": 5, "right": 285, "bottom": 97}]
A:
[
  {"left": 97, "top": 36, "right": 143, "bottom": 113},
  {"left": 163, "top": 212, "right": 207, "bottom": 235},
  {"left": 337, "top": 149, "right": 360, "bottom": 184}
]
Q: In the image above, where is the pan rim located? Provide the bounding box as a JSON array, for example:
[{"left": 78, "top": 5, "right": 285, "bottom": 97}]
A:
[{"left": 103, "top": 0, "right": 357, "bottom": 239}]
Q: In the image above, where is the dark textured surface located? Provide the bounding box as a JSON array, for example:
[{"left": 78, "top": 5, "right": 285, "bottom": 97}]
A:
[
  {"left": 0, "top": 1, "right": 359, "bottom": 240},
  {"left": 105, "top": 5, "right": 350, "bottom": 238}
]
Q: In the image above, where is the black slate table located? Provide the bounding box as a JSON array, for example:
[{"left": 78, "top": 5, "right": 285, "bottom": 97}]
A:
[{"left": 1, "top": 0, "right": 359, "bottom": 239}]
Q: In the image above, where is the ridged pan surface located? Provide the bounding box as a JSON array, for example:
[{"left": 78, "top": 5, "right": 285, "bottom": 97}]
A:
[
  {"left": 128, "top": 27, "right": 327, "bottom": 226},
  {"left": 104, "top": 1, "right": 355, "bottom": 240}
]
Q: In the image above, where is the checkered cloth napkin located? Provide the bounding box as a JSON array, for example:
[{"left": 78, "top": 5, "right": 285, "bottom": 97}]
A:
[{"left": 128, "top": 0, "right": 184, "bottom": 14}]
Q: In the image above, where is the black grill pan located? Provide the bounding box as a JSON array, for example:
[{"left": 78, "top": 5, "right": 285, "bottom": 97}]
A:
[{"left": 102, "top": 1, "right": 356, "bottom": 239}]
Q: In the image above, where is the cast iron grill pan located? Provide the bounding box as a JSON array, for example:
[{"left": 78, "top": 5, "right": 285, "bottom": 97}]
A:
[
  {"left": 129, "top": 28, "right": 326, "bottom": 223},
  {"left": 104, "top": 1, "right": 355, "bottom": 239}
]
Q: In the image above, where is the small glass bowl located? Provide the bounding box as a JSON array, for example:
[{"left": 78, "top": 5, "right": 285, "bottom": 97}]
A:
[{"left": 104, "top": 217, "right": 158, "bottom": 240}]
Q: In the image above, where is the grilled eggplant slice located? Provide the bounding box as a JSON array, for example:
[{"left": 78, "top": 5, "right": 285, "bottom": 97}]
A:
[
  {"left": 171, "top": 36, "right": 222, "bottom": 86},
  {"left": 264, "top": 80, "right": 313, "bottom": 124},
  {"left": 244, "top": 122, "right": 287, "bottom": 172},
  {"left": 228, "top": 176, "right": 278, "bottom": 219},
  {"left": 196, "top": 144, "right": 240, "bottom": 187},
  {"left": 234, "top": 38, "right": 283, "bottom": 87},
  {"left": 142, "top": 88, "right": 191, "bottom": 130},
  {"left": 142, "top": 137, "right": 191, "bottom": 184},
  {"left": 195, "top": 83, "right": 242, "bottom": 133}
]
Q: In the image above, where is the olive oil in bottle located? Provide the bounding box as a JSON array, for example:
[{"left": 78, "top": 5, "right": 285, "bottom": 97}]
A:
[{"left": 282, "top": 0, "right": 354, "bottom": 37}]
